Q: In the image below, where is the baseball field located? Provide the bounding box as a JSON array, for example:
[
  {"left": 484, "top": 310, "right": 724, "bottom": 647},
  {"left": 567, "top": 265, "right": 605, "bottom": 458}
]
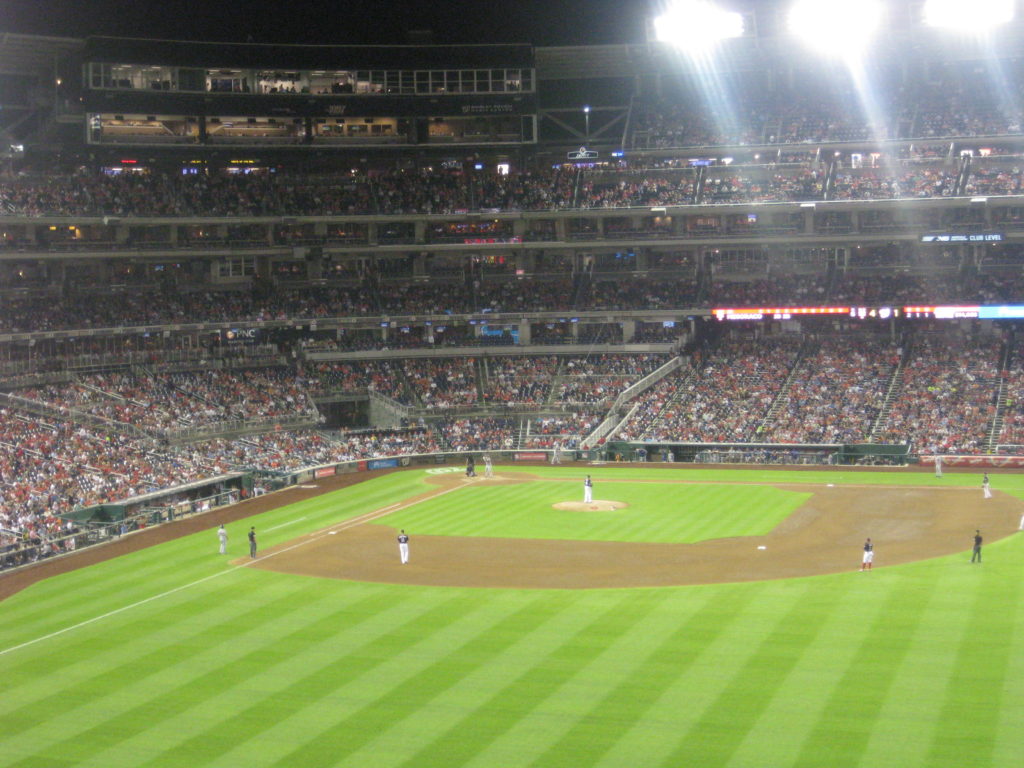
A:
[{"left": 1, "top": 464, "right": 1022, "bottom": 767}]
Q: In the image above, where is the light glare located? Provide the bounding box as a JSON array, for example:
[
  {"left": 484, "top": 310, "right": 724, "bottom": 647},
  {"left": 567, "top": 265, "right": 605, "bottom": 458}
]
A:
[
  {"left": 923, "top": 0, "right": 1015, "bottom": 29},
  {"left": 788, "top": 0, "right": 884, "bottom": 57},
  {"left": 654, "top": 1, "right": 745, "bottom": 46}
]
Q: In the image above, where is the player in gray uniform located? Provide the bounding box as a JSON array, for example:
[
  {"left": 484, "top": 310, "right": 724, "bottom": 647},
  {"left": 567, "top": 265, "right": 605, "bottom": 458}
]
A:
[
  {"left": 483, "top": 454, "right": 494, "bottom": 477},
  {"left": 934, "top": 455, "right": 942, "bottom": 478},
  {"left": 983, "top": 473, "right": 992, "bottom": 499},
  {"left": 398, "top": 530, "right": 410, "bottom": 564},
  {"left": 217, "top": 524, "right": 228, "bottom": 555}
]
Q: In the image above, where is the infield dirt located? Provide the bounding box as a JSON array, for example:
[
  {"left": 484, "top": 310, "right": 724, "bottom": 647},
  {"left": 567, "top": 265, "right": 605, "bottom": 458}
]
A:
[
  {"left": 5, "top": 465, "right": 1022, "bottom": 599},
  {"left": 250, "top": 471, "right": 1024, "bottom": 589}
]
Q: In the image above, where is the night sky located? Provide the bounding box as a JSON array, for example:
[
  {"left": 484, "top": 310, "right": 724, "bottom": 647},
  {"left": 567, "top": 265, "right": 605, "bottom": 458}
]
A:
[{"left": 1, "top": 0, "right": 655, "bottom": 46}]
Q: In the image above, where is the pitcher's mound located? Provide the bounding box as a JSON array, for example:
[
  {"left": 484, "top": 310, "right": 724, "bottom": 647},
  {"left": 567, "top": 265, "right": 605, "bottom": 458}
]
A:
[{"left": 553, "top": 500, "right": 628, "bottom": 512}]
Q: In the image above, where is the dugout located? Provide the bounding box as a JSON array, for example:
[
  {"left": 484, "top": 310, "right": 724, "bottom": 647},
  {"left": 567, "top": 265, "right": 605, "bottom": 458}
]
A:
[{"left": 65, "top": 472, "right": 250, "bottom": 527}]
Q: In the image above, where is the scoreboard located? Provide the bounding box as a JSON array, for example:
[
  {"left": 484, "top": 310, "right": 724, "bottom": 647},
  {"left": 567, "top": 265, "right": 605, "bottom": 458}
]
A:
[{"left": 713, "top": 304, "right": 1024, "bottom": 321}]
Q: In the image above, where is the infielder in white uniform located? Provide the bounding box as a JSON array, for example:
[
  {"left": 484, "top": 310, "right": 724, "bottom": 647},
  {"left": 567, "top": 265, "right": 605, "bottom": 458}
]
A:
[
  {"left": 983, "top": 473, "right": 992, "bottom": 499},
  {"left": 217, "top": 524, "right": 228, "bottom": 555},
  {"left": 583, "top": 475, "right": 593, "bottom": 503},
  {"left": 483, "top": 454, "right": 494, "bottom": 477},
  {"left": 398, "top": 530, "right": 410, "bottom": 564},
  {"left": 934, "top": 455, "right": 942, "bottom": 478}
]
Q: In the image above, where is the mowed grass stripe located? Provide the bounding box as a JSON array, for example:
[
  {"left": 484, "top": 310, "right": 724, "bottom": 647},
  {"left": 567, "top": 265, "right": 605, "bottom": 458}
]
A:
[
  {"left": 0, "top": 566, "right": 274, "bottom": 701},
  {"left": 0, "top": 476, "right": 432, "bottom": 649},
  {"left": 378, "top": 592, "right": 668, "bottom": 768},
  {"left": 108, "top": 586, "right": 409, "bottom": 768},
  {"left": 0, "top": 544, "right": 232, "bottom": 640},
  {"left": 923, "top": 563, "right": 1021, "bottom": 767},
  {"left": 790, "top": 571, "right": 942, "bottom": 767},
  {"left": 138, "top": 591, "right": 514, "bottom": 767},
  {"left": 314, "top": 591, "right": 607, "bottom": 767},
  {"left": 8, "top": 586, "right": 338, "bottom": 768},
  {"left": 520, "top": 587, "right": 746, "bottom": 768},
  {"left": 718, "top": 575, "right": 906, "bottom": 768},
  {"left": 1, "top": 579, "right": 323, "bottom": 765},
  {"left": 991, "top": 544, "right": 1024, "bottom": 768},
  {"left": 504, "top": 588, "right": 766, "bottom": 768},
  {"left": 581, "top": 583, "right": 772, "bottom": 768},
  {"left": 2, "top": 466, "right": 1022, "bottom": 768},
  {"left": 658, "top": 579, "right": 851, "bottom": 767},
  {"left": 854, "top": 558, "right": 985, "bottom": 767},
  {"left": 261, "top": 592, "right": 589, "bottom": 768}
]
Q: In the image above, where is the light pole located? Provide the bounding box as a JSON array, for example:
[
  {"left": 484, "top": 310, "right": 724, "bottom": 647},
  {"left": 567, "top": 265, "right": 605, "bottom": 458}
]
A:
[{"left": 583, "top": 105, "right": 591, "bottom": 143}]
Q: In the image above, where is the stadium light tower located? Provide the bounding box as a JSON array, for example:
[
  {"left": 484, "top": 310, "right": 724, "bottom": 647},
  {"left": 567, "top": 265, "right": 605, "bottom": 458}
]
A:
[
  {"left": 923, "top": 0, "right": 1015, "bottom": 30},
  {"left": 653, "top": 0, "right": 745, "bottom": 49},
  {"left": 787, "top": 0, "right": 885, "bottom": 59}
]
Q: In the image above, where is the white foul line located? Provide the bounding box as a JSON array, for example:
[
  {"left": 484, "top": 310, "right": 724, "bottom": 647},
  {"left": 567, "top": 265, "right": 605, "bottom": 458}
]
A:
[
  {"left": 266, "top": 516, "right": 308, "bottom": 532},
  {"left": 0, "top": 482, "right": 465, "bottom": 658}
]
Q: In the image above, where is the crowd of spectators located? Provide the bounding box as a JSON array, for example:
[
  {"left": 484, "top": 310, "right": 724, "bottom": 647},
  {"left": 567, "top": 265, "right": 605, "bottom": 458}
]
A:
[
  {"left": 302, "top": 360, "right": 408, "bottom": 402},
  {"left": 439, "top": 417, "right": 519, "bottom": 451},
  {"left": 997, "top": 348, "right": 1024, "bottom": 447},
  {"left": 632, "top": 85, "right": 1024, "bottom": 150},
  {"left": 7, "top": 326, "right": 1024, "bottom": 569},
  {"left": 0, "top": 410, "right": 219, "bottom": 563},
  {"left": 554, "top": 354, "right": 667, "bottom": 406},
  {"left": 634, "top": 339, "right": 802, "bottom": 443},
  {"left": 577, "top": 173, "right": 697, "bottom": 208},
  {"left": 963, "top": 165, "right": 1022, "bottom": 197},
  {"left": 1, "top": 146, "right": 1008, "bottom": 232},
  {"left": 876, "top": 334, "right": 1000, "bottom": 453},
  {"left": 17, "top": 367, "right": 319, "bottom": 437},
  {"left": 521, "top": 412, "right": 599, "bottom": 448},
  {"left": 0, "top": 167, "right": 583, "bottom": 219},
  {"left": 698, "top": 170, "right": 825, "bottom": 204},
  {"left": 196, "top": 426, "right": 442, "bottom": 471},
  {"left": 402, "top": 358, "right": 479, "bottom": 408},
  {"left": 759, "top": 337, "right": 897, "bottom": 443},
  {"left": 483, "top": 356, "right": 560, "bottom": 404},
  {"left": 708, "top": 275, "right": 829, "bottom": 306}
]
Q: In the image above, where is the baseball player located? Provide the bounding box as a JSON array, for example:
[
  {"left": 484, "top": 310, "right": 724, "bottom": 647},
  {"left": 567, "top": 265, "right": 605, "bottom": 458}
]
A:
[
  {"left": 860, "top": 538, "right": 874, "bottom": 571},
  {"left": 217, "top": 524, "right": 228, "bottom": 555},
  {"left": 583, "top": 475, "right": 593, "bottom": 504},
  {"left": 397, "top": 530, "right": 410, "bottom": 564},
  {"left": 248, "top": 526, "right": 257, "bottom": 558},
  {"left": 971, "top": 530, "right": 983, "bottom": 562},
  {"left": 483, "top": 454, "right": 494, "bottom": 478},
  {"left": 934, "top": 455, "right": 942, "bottom": 478},
  {"left": 466, "top": 455, "right": 476, "bottom": 478},
  {"left": 551, "top": 443, "right": 562, "bottom": 465},
  {"left": 983, "top": 473, "right": 992, "bottom": 499}
]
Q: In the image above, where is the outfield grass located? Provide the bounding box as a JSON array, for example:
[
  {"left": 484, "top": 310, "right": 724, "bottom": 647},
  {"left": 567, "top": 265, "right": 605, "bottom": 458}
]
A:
[{"left": 1, "top": 465, "right": 1022, "bottom": 768}]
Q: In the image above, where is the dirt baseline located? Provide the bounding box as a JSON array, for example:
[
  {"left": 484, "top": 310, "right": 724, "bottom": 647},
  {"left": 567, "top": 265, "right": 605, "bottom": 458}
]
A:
[{"left": 252, "top": 476, "right": 1024, "bottom": 589}]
